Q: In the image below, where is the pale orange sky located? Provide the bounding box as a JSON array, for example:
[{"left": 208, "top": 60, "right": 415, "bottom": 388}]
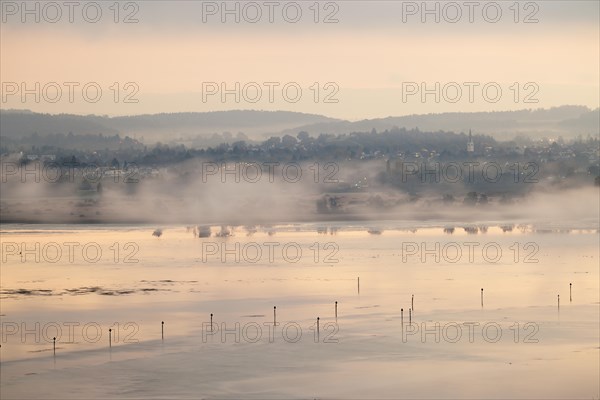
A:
[{"left": 1, "top": 1, "right": 598, "bottom": 119}]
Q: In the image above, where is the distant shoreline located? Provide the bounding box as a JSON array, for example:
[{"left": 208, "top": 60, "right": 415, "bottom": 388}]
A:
[{"left": 2, "top": 215, "right": 599, "bottom": 233}]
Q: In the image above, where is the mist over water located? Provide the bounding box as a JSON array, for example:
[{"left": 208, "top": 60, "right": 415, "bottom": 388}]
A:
[{"left": 1, "top": 159, "right": 598, "bottom": 227}]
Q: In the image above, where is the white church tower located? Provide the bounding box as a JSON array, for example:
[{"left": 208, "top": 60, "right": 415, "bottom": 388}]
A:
[{"left": 467, "top": 129, "right": 474, "bottom": 153}]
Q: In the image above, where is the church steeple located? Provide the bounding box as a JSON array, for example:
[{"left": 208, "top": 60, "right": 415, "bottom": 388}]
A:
[{"left": 467, "top": 129, "right": 474, "bottom": 152}]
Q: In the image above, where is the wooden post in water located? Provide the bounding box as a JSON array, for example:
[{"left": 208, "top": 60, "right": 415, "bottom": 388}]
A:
[
  {"left": 401, "top": 308, "right": 404, "bottom": 324},
  {"left": 274, "top": 306, "right": 276, "bottom": 325},
  {"left": 411, "top": 294, "right": 414, "bottom": 311},
  {"left": 335, "top": 301, "right": 338, "bottom": 319},
  {"left": 570, "top": 283, "right": 572, "bottom": 302},
  {"left": 210, "top": 313, "right": 213, "bottom": 332},
  {"left": 317, "top": 317, "right": 320, "bottom": 336},
  {"left": 53, "top": 337, "right": 56, "bottom": 355},
  {"left": 481, "top": 288, "right": 484, "bottom": 307},
  {"left": 109, "top": 328, "right": 112, "bottom": 348},
  {"left": 558, "top": 294, "right": 560, "bottom": 309},
  {"left": 161, "top": 321, "right": 164, "bottom": 341},
  {"left": 409, "top": 308, "right": 412, "bottom": 324}
]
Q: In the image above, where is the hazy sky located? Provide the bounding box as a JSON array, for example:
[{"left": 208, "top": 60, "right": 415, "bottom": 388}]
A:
[{"left": 1, "top": 0, "right": 598, "bottom": 120}]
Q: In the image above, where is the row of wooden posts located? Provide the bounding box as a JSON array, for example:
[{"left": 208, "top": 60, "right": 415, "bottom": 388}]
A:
[{"left": 51, "top": 280, "right": 574, "bottom": 354}]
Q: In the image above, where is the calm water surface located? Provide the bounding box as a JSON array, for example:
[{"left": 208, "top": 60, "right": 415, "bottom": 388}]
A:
[{"left": 1, "top": 223, "right": 598, "bottom": 399}]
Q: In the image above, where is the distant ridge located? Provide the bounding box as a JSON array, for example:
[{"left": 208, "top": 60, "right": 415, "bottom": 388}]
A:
[
  {"left": 281, "top": 106, "right": 599, "bottom": 139},
  {"left": 0, "top": 109, "right": 339, "bottom": 139},
  {"left": 1, "top": 106, "right": 597, "bottom": 142}
]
